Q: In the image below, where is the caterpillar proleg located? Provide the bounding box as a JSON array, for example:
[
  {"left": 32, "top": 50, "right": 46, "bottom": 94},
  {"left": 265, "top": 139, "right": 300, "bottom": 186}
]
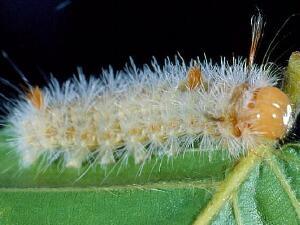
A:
[{"left": 3, "top": 13, "right": 296, "bottom": 169}]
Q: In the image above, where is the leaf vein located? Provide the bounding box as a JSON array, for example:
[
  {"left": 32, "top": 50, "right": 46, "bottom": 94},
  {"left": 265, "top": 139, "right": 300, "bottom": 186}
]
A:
[
  {"left": 266, "top": 157, "right": 300, "bottom": 220},
  {"left": 232, "top": 192, "right": 243, "bottom": 225}
]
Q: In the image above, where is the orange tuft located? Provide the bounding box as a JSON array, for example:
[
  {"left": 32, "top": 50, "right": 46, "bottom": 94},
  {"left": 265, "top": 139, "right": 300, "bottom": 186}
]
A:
[
  {"left": 27, "top": 86, "right": 44, "bottom": 110},
  {"left": 186, "top": 67, "right": 202, "bottom": 90}
]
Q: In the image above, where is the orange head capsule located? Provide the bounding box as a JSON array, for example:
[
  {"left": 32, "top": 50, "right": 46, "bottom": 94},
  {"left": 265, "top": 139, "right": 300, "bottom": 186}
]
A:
[{"left": 237, "top": 87, "right": 292, "bottom": 140}]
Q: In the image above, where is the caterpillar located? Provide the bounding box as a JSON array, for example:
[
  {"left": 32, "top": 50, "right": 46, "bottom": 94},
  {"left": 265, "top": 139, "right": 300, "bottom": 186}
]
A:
[{"left": 2, "top": 13, "right": 296, "bottom": 169}]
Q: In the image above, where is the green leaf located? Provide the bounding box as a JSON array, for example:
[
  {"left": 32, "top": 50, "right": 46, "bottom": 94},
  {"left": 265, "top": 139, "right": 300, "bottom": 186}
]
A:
[
  {"left": 0, "top": 131, "right": 299, "bottom": 225},
  {"left": 284, "top": 51, "right": 300, "bottom": 107}
]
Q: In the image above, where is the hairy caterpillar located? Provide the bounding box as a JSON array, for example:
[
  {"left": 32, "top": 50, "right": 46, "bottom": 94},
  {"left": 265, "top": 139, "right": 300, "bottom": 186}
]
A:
[{"left": 2, "top": 13, "right": 296, "bottom": 169}]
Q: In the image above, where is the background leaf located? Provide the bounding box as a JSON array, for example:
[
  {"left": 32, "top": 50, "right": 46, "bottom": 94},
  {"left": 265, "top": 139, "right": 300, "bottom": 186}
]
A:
[{"left": 0, "top": 131, "right": 299, "bottom": 225}]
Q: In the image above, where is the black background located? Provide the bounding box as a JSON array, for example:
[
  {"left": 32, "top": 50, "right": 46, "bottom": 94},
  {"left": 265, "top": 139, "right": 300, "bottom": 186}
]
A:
[
  {"left": 0, "top": 0, "right": 300, "bottom": 137},
  {"left": 0, "top": 0, "right": 299, "bottom": 83}
]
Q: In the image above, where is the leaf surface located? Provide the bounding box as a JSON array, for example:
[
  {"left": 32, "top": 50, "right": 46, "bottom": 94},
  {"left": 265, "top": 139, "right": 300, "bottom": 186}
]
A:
[{"left": 0, "top": 131, "right": 299, "bottom": 225}]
